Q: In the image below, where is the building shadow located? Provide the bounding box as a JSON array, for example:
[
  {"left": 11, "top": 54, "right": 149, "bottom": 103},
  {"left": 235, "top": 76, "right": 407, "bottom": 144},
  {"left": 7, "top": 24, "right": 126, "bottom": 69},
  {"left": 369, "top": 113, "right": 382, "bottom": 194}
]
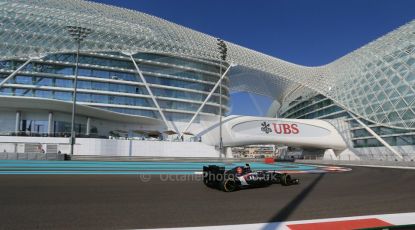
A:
[{"left": 262, "top": 173, "right": 325, "bottom": 230}]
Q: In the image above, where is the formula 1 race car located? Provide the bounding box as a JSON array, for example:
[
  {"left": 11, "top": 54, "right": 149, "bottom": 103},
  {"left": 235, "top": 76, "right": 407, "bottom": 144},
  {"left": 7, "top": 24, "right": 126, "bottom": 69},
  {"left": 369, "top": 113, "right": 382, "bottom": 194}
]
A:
[{"left": 203, "top": 164, "right": 299, "bottom": 192}]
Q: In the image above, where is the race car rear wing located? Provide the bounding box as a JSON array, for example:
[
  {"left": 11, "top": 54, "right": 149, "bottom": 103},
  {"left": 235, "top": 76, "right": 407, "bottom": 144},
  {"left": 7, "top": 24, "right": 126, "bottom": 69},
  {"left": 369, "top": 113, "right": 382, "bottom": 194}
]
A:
[
  {"left": 203, "top": 165, "right": 226, "bottom": 188},
  {"left": 203, "top": 165, "right": 225, "bottom": 178}
]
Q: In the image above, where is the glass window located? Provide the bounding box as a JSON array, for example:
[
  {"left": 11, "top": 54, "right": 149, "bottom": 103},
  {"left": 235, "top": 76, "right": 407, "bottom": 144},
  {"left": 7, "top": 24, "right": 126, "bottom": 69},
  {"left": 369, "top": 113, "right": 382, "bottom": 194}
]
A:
[
  {"left": 15, "top": 76, "right": 32, "bottom": 84},
  {"left": 54, "top": 91, "right": 72, "bottom": 101},
  {"left": 113, "top": 96, "right": 125, "bottom": 104},
  {"left": 91, "top": 94, "right": 108, "bottom": 103},
  {"left": 91, "top": 81, "right": 109, "bottom": 91},
  {"left": 117, "top": 84, "right": 127, "bottom": 93},
  {"left": 110, "top": 71, "right": 135, "bottom": 81},
  {"left": 396, "top": 135, "right": 413, "bottom": 146},
  {"left": 54, "top": 121, "right": 85, "bottom": 135},
  {"left": 78, "top": 80, "right": 92, "bottom": 89},
  {"left": 367, "top": 138, "right": 381, "bottom": 147},
  {"left": 0, "top": 87, "right": 12, "bottom": 96},
  {"left": 353, "top": 139, "right": 366, "bottom": 148},
  {"left": 0, "top": 60, "right": 12, "bottom": 69},
  {"left": 109, "top": 83, "right": 119, "bottom": 92},
  {"left": 125, "top": 85, "right": 136, "bottom": 93},
  {"left": 104, "top": 107, "right": 158, "bottom": 118},
  {"left": 125, "top": 97, "right": 135, "bottom": 105},
  {"left": 92, "top": 69, "right": 109, "bottom": 79},
  {"left": 79, "top": 68, "right": 92, "bottom": 77},
  {"left": 108, "top": 95, "right": 116, "bottom": 104},
  {"left": 54, "top": 121, "right": 71, "bottom": 134},
  {"left": 109, "top": 83, "right": 137, "bottom": 93},
  {"left": 20, "top": 120, "right": 48, "bottom": 133},
  {"left": 34, "top": 90, "right": 52, "bottom": 98},
  {"left": 55, "top": 66, "right": 74, "bottom": 75},
  {"left": 164, "top": 112, "right": 195, "bottom": 122},
  {"left": 36, "top": 77, "right": 53, "bottom": 86},
  {"left": 14, "top": 88, "right": 33, "bottom": 96},
  {"left": 124, "top": 73, "right": 136, "bottom": 81},
  {"left": 78, "top": 93, "right": 91, "bottom": 102},
  {"left": 353, "top": 129, "right": 369, "bottom": 138},
  {"left": 384, "top": 137, "right": 397, "bottom": 146},
  {"left": 55, "top": 78, "right": 73, "bottom": 88}
]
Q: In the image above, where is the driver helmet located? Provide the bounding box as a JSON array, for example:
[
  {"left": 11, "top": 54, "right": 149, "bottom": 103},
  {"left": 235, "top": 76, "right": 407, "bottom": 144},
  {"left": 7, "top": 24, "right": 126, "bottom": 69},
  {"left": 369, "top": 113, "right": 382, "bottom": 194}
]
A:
[
  {"left": 236, "top": 167, "right": 243, "bottom": 174},
  {"left": 245, "top": 163, "right": 251, "bottom": 173}
]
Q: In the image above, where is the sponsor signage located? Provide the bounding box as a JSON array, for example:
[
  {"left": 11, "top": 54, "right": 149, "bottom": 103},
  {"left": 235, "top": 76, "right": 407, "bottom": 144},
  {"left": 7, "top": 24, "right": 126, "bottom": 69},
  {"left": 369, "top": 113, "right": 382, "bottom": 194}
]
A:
[{"left": 232, "top": 120, "right": 331, "bottom": 138}]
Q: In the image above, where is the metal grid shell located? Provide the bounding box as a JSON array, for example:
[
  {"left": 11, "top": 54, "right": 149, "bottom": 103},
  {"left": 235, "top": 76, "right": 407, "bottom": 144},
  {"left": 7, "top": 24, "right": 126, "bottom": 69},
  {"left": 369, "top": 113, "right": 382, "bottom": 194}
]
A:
[{"left": 0, "top": 0, "right": 414, "bottom": 129}]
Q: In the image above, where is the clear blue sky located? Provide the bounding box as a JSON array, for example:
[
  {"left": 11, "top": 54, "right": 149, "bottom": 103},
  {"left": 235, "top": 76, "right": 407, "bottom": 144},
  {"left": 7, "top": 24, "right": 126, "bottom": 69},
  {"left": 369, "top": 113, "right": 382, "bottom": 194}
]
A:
[{"left": 92, "top": 0, "right": 415, "bottom": 116}]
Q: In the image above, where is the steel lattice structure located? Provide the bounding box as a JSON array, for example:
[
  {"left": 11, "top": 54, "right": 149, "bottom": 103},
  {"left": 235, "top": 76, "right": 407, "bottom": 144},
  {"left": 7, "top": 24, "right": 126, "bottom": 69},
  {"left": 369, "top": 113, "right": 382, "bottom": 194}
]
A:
[{"left": 0, "top": 0, "right": 414, "bottom": 129}]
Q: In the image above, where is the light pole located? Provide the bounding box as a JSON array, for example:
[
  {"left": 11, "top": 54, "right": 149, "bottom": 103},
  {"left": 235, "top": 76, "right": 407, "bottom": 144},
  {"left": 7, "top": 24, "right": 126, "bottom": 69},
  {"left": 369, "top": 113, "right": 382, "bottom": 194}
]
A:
[
  {"left": 66, "top": 26, "right": 91, "bottom": 156},
  {"left": 217, "top": 38, "right": 228, "bottom": 158}
]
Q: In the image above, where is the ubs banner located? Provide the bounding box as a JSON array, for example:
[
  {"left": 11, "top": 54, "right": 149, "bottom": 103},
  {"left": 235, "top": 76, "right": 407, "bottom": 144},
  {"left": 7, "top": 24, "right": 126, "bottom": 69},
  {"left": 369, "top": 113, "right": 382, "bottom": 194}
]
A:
[{"left": 231, "top": 120, "right": 331, "bottom": 138}]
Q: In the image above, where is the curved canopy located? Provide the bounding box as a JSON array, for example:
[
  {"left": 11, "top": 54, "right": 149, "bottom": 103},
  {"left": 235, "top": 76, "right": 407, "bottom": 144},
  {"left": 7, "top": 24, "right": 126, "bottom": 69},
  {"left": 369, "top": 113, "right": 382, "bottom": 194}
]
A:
[{"left": 0, "top": 96, "right": 162, "bottom": 125}]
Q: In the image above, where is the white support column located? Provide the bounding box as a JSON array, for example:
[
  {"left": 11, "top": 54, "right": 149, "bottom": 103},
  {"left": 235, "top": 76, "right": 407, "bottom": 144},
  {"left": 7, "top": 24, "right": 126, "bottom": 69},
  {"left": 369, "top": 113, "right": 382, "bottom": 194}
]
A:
[
  {"left": 47, "top": 112, "right": 53, "bottom": 135},
  {"left": 86, "top": 117, "right": 91, "bottom": 136},
  {"left": 0, "top": 59, "right": 33, "bottom": 88},
  {"left": 180, "top": 64, "right": 234, "bottom": 138},
  {"left": 225, "top": 147, "right": 233, "bottom": 158},
  {"left": 128, "top": 54, "right": 177, "bottom": 133},
  {"left": 323, "top": 149, "right": 337, "bottom": 160},
  {"left": 348, "top": 112, "right": 404, "bottom": 161},
  {"left": 15, "top": 111, "right": 21, "bottom": 133}
]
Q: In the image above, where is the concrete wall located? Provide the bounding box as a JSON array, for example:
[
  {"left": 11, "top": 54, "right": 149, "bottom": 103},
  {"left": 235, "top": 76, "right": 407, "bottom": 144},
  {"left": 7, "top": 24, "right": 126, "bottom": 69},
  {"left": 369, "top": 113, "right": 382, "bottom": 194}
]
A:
[{"left": 0, "top": 136, "right": 219, "bottom": 157}]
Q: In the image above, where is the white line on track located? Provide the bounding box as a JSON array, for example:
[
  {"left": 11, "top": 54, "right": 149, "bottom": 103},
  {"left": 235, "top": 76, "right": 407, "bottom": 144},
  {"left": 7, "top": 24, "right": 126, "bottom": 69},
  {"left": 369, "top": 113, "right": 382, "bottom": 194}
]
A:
[
  {"left": 331, "top": 164, "right": 415, "bottom": 170},
  {"left": 135, "top": 212, "right": 415, "bottom": 230},
  {"left": 304, "top": 163, "right": 415, "bottom": 170}
]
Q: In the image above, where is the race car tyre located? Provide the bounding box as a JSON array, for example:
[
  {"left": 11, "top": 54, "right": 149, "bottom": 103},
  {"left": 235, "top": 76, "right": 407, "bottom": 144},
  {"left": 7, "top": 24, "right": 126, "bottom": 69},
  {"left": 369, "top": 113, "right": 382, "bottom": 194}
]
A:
[
  {"left": 222, "top": 178, "right": 237, "bottom": 192},
  {"left": 281, "top": 174, "right": 291, "bottom": 186},
  {"left": 271, "top": 173, "right": 281, "bottom": 184}
]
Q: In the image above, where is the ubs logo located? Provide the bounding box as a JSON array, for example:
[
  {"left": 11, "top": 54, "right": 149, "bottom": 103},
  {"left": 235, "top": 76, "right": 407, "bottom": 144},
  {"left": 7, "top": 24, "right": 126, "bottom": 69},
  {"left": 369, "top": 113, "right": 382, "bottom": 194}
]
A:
[
  {"left": 260, "top": 122, "right": 272, "bottom": 134},
  {"left": 261, "top": 122, "right": 300, "bottom": 134},
  {"left": 273, "top": 123, "right": 300, "bottom": 134}
]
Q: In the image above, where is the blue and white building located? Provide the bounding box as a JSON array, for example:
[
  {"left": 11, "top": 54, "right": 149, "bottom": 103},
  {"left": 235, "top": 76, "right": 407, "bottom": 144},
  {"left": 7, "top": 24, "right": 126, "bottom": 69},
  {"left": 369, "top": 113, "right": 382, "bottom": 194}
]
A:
[{"left": 0, "top": 0, "right": 413, "bottom": 160}]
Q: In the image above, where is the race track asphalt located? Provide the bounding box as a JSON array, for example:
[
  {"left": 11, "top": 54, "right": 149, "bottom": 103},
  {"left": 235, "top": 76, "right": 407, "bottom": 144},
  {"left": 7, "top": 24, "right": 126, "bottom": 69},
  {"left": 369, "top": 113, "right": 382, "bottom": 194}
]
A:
[{"left": 0, "top": 166, "right": 414, "bottom": 229}]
